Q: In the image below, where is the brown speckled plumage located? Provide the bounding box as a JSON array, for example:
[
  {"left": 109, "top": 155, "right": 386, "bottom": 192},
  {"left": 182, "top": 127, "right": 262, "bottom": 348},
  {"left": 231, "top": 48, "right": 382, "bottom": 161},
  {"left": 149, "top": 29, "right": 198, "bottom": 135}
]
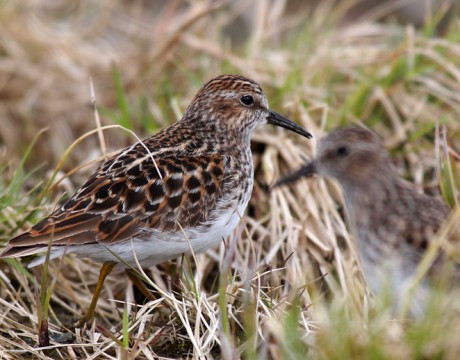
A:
[
  {"left": 276, "top": 125, "right": 458, "bottom": 316},
  {"left": 1, "top": 74, "right": 312, "bottom": 268},
  {"left": 0, "top": 74, "right": 312, "bottom": 325}
]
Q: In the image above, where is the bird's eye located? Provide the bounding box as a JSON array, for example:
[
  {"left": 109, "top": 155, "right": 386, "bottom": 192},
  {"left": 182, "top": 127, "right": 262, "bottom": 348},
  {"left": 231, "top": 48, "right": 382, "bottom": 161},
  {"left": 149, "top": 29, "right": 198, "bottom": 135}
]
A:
[
  {"left": 336, "top": 146, "right": 349, "bottom": 156},
  {"left": 240, "top": 95, "right": 255, "bottom": 107}
]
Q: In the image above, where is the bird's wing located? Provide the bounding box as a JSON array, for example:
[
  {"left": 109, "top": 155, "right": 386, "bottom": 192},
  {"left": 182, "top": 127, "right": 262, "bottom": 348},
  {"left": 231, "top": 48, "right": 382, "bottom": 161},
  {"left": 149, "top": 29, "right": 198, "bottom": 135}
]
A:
[
  {"left": 397, "top": 188, "right": 460, "bottom": 277},
  {"left": 1, "top": 152, "right": 226, "bottom": 258},
  {"left": 401, "top": 193, "right": 449, "bottom": 252}
]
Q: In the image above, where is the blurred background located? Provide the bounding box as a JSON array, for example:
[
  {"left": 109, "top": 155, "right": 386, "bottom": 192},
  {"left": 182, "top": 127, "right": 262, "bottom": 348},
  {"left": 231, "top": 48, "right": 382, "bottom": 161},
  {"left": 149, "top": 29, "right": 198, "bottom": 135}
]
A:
[{"left": 0, "top": 0, "right": 458, "bottom": 174}]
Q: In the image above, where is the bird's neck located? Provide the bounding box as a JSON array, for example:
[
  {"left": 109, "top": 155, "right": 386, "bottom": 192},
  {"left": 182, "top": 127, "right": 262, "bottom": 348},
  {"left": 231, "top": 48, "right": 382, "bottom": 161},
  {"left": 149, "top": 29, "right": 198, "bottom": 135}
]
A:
[
  {"left": 341, "top": 172, "right": 402, "bottom": 227},
  {"left": 159, "top": 120, "right": 251, "bottom": 156}
]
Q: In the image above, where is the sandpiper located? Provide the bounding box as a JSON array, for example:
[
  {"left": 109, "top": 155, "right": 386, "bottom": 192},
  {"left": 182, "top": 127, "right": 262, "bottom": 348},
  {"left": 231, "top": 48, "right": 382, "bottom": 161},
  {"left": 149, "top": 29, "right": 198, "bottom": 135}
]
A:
[
  {"left": 0, "top": 74, "right": 312, "bottom": 325},
  {"left": 275, "top": 125, "right": 458, "bottom": 316}
]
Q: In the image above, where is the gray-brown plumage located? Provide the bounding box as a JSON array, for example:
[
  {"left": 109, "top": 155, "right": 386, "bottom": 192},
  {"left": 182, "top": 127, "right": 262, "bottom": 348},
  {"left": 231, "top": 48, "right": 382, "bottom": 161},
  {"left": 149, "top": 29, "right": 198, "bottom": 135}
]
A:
[
  {"left": 0, "top": 74, "right": 312, "bottom": 324},
  {"left": 276, "top": 125, "right": 458, "bottom": 315}
]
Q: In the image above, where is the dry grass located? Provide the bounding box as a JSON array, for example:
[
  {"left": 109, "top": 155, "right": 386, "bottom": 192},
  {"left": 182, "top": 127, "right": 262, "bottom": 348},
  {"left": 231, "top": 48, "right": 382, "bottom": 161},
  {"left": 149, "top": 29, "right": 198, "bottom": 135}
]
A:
[{"left": 0, "top": 0, "right": 460, "bottom": 359}]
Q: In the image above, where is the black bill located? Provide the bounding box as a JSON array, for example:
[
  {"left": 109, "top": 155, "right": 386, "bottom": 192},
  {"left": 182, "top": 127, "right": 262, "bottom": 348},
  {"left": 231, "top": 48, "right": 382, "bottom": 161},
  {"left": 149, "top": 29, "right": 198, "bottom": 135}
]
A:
[
  {"left": 273, "top": 161, "right": 317, "bottom": 188},
  {"left": 267, "top": 110, "right": 312, "bottom": 139}
]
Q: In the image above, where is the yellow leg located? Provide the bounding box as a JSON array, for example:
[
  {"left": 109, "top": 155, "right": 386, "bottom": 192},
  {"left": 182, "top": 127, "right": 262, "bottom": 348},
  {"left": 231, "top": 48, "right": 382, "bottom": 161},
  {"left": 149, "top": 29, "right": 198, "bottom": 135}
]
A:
[
  {"left": 76, "top": 261, "right": 117, "bottom": 327},
  {"left": 125, "top": 269, "right": 156, "bottom": 301}
]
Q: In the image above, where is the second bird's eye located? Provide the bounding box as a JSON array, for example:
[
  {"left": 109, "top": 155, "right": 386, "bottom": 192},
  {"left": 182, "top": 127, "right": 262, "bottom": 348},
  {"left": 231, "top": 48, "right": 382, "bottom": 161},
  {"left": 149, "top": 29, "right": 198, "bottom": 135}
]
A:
[
  {"left": 240, "top": 95, "right": 255, "bottom": 107},
  {"left": 336, "top": 146, "right": 349, "bottom": 156}
]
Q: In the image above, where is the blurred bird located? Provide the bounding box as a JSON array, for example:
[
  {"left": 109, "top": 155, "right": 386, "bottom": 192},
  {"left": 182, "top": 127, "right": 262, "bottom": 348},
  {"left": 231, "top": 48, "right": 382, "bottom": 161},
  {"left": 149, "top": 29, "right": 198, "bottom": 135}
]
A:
[{"left": 275, "top": 125, "right": 459, "bottom": 316}]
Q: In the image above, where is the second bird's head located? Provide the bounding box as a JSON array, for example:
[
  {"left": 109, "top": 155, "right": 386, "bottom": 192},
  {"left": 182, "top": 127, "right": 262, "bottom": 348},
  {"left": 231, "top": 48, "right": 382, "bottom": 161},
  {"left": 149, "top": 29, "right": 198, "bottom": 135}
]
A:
[{"left": 275, "top": 125, "right": 394, "bottom": 189}]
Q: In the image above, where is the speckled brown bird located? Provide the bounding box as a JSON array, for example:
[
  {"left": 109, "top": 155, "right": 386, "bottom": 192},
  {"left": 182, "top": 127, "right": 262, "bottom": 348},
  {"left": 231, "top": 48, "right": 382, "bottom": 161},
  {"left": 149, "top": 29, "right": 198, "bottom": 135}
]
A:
[
  {"left": 275, "top": 125, "right": 458, "bottom": 316},
  {"left": 0, "top": 74, "right": 312, "bottom": 325}
]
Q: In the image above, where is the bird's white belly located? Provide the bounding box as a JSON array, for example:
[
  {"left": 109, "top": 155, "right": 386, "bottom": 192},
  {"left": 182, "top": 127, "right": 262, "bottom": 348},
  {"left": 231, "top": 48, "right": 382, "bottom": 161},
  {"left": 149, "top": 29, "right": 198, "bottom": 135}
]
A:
[
  {"left": 30, "top": 198, "right": 248, "bottom": 269},
  {"left": 359, "top": 247, "right": 429, "bottom": 317},
  {"left": 92, "top": 206, "right": 242, "bottom": 268}
]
